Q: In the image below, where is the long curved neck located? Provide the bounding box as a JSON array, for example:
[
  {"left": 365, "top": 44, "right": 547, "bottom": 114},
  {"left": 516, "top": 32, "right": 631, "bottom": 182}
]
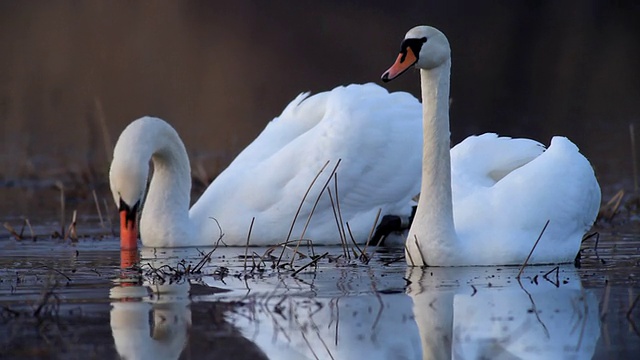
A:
[
  {"left": 419, "top": 61, "right": 453, "bottom": 206},
  {"left": 140, "top": 125, "right": 194, "bottom": 242},
  {"left": 406, "top": 60, "right": 458, "bottom": 265}
]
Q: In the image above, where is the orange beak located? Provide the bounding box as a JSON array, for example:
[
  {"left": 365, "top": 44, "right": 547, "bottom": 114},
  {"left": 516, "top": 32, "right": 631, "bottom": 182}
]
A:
[
  {"left": 381, "top": 47, "right": 418, "bottom": 82},
  {"left": 119, "top": 208, "right": 138, "bottom": 250}
]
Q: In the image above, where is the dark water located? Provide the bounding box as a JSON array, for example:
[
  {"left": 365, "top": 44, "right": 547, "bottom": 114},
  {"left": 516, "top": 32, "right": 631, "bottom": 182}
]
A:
[{"left": 0, "top": 209, "right": 638, "bottom": 359}]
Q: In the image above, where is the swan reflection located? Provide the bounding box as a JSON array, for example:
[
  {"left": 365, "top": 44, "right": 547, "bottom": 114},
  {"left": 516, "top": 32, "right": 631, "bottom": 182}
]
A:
[
  {"left": 407, "top": 266, "right": 600, "bottom": 359},
  {"left": 110, "top": 248, "right": 600, "bottom": 359},
  {"left": 110, "top": 248, "right": 269, "bottom": 360},
  {"left": 234, "top": 265, "right": 600, "bottom": 359},
  {"left": 110, "top": 281, "right": 191, "bottom": 360}
]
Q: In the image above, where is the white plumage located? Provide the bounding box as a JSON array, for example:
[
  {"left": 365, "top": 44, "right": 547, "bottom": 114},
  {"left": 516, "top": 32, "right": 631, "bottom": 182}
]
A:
[
  {"left": 382, "top": 25, "right": 601, "bottom": 266},
  {"left": 110, "top": 83, "right": 422, "bottom": 247}
]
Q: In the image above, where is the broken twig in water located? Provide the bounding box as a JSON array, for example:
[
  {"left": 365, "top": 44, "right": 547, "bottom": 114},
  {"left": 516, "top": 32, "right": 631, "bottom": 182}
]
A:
[
  {"left": 413, "top": 235, "right": 426, "bottom": 266},
  {"left": 598, "top": 189, "right": 624, "bottom": 221},
  {"left": 265, "top": 239, "right": 312, "bottom": 269},
  {"left": 404, "top": 242, "right": 416, "bottom": 267},
  {"left": 346, "top": 222, "right": 367, "bottom": 262},
  {"left": 292, "top": 252, "right": 328, "bottom": 277},
  {"left": 191, "top": 247, "right": 216, "bottom": 274},
  {"left": 3, "top": 222, "right": 21, "bottom": 240},
  {"left": 517, "top": 277, "right": 550, "bottom": 339},
  {"left": 363, "top": 208, "right": 383, "bottom": 256},
  {"left": 31, "top": 265, "right": 72, "bottom": 283},
  {"left": 244, "top": 217, "right": 255, "bottom": 272},
  {"left": 517, "top": 220, "right": 550, "bottom": 279},
  {"left": 575, "top": 231, "right": 602, "bottom": 267},
  {"left": 542, "top": 266, "right": 560, "bottom": 287},
  {"left": 33, "top": 278, "right": 61, "bottom": 318}
]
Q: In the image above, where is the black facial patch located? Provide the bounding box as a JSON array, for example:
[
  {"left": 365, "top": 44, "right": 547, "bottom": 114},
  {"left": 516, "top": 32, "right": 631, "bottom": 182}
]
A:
[
  {"left": 399, "top": 37, "right": 427, "bottom": 62},
  {"left": 119, "top": 198, "right": 140, "bottom": 226}
]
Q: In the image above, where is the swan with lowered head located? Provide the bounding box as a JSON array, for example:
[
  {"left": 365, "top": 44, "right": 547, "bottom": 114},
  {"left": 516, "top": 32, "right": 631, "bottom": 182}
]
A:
[
  {"left": 381, "top": 26, "right": 601, "bottom": 266},
  {"left": 109, "top": 83, "right": 422, "bottom": 249}
]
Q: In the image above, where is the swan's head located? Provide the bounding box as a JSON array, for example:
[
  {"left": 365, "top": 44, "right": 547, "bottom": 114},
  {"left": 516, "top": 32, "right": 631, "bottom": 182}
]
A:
[
  {"left": 381, "top": 26, "right": 450, "bottom": 81},
  {"left": 109, "top": 121, "right": 152, "bottom": 250},
  {"left": 109, "top": 159, "right": 147, "bottom": 250}
]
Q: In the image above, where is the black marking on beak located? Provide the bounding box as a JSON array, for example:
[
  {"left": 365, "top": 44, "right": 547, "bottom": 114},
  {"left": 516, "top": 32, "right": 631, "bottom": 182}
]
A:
[
  {"left": 399, "top": 37, "right": 428, "bottom": 62},
  {"left": 119, "top": 198, "right": 140, "bottom": 227}
]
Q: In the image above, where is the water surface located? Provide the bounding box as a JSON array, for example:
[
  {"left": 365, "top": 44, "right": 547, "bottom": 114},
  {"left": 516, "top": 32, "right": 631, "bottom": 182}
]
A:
[{"left": 0, "top": 226, "right": 638, "bottom": 359}]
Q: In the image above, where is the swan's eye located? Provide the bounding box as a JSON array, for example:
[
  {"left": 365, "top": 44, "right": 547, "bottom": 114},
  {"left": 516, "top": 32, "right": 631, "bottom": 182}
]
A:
[{"left": 399, "top": 37, "right": 428, "bottom": 62}]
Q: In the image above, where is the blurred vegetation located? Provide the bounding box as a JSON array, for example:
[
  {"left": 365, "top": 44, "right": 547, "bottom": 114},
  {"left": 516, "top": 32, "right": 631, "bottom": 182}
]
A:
[{"left": 0, "top": 1, "right": 638, "bottom": 189}]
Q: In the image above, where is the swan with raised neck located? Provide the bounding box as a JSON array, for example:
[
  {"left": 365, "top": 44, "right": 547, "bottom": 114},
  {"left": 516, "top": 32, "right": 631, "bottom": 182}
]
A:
[{"left": 382, "top": 26, "right": 600, "bottom": 266}]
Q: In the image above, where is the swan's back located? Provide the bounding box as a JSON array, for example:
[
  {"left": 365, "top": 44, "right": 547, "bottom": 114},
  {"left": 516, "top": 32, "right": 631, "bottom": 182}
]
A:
[
  {"left": 190, "top": 83, "right": 422, "bottom": 245},
  {"left": 451, "top": 133, "right": 545, "bottom": 201},
  {"left": 229, "top": 91, "right": 330, "bottom": 166},
  {"left": 452, "top": 136, "right": 601, "bottom": 264}
]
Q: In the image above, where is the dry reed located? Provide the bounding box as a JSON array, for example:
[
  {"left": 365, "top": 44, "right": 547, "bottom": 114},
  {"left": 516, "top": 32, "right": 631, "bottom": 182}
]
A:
[
  {"left": 331, "top": 173, "right": 348, "bottom": 253},
  {"left": 404, "top": 242, "right": 416, "bottom": 267},
  {"left": 413, "top": 235, "right": 426, "bottom": 266},
  {"left": 291, "top": 252, "right": 328, "bottom": 277},
  {"left": 326, "top": 188, "right": 348, "bottom": 259},
  {"left": 94, "top": 97, "right": 112, "bottom": 164},
  {"left": 64, "top": 210, "right": 78, "bottom": 242},
  {"left": 345, "top": 223, "right": 366, "bottom": 260},
  {"left": 24, "top": 218, "right": 35, "bottom": 239},
  {"left": 276, "top": 160, "right": 330, "bottom": 266},
  {"left": 290, "top": 159, "right": 342, "bottom": 266},
  {"left": 56, "top": 181, "right": 65, "bottom": 237},
  {"left": 283, "top": 160, "right": 330, "bottom": 244},
  {"left": 243, "top": 217, "right": 255, "bottom": 272},
  {"left": 362, "top": 208, "right": 382, "bottom": 258},
  {"left": 517, "top": 274, "right": 550, "bottom": 338},
  {"left": 92, "top": 189, "right": 105, "bottom": 230},
  {"left": 516, "top": 220, "right": 550, "bottom": 279},
  {"left": 3, "top": 222, "right": 21, "bottom": 240},
  {"left": 599, "top": 189, "right": 624, "bottom": 221}
]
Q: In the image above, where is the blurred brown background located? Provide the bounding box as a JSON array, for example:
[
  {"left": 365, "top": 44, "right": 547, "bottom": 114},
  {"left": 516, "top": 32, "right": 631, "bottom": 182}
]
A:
[{"left": 1, "top": 1, "right": 639, "bottom": 191}]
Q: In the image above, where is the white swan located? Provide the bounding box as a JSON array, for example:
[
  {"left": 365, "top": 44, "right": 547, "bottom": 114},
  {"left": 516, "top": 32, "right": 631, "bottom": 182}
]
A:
[
  {"left": 381, "top": 26, "right": 601, "bottom": 266},
  {"left": 109, "top": 83, "right": 422, "bottom": 249}
]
